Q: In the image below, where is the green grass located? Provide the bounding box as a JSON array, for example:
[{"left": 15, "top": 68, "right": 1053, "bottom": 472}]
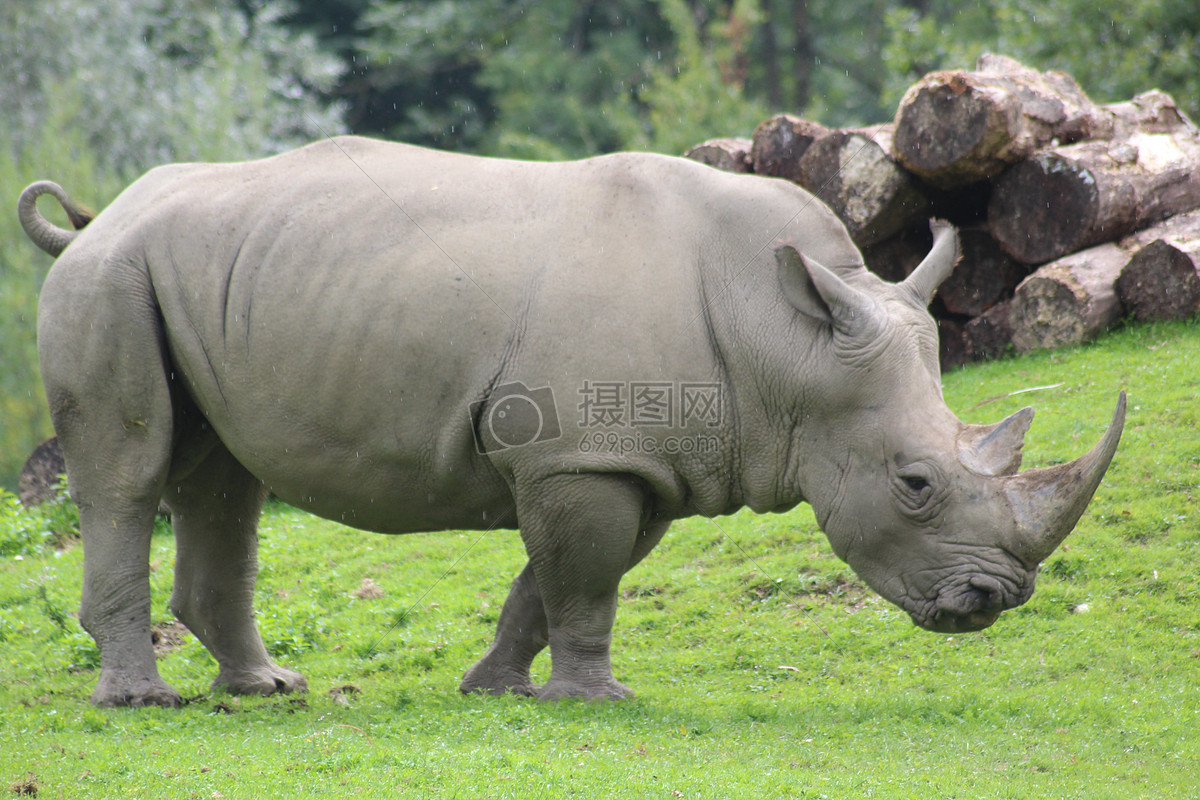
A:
[{"left": 2, "top": 319, "right": 1198, "bottom": 798}]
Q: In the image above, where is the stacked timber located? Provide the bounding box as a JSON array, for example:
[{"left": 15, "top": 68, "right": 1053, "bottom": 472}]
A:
[{"left": 686, "top": 54, "right": 1200, "bottom": 370}]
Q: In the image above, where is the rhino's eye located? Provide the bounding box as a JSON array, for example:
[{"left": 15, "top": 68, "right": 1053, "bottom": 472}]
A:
[{"left": 894, "top": 464, "right": 941, "bottom": 517}]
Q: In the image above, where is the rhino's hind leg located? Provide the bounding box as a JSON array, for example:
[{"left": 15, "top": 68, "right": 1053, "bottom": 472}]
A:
[
  {"left": 167, "top": 443, "right": 307, "bottom": 697},
  {"left": 513, "top": 473, "right": 655, "bottom": 701},
  {"left": 460, "top": 562, "right": 547, "bottom": 696},
  {"left": 78, "top": 498, "right": 180, "bottom": 708},
  {"left": 39, "top": 251, "right": 180, "bottom": 707}
]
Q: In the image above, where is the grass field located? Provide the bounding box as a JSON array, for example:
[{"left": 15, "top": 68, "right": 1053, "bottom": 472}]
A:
[{"left": 2, "top": 319, "right": 1197, "bottom": 799}]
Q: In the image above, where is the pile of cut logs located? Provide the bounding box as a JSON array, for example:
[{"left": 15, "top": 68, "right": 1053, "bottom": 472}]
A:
[{"left": 685, "top": 54, "right": 1200, "bottom": 370}]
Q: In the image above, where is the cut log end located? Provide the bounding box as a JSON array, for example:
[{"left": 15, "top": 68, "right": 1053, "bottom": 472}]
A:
[
  {"left": 965, "top": 300, "right": 1015, "bottom": 362},
  {"left": 938, "top": 318, "right": 969, "bottom": 372},
  {"left": 1009, "top": 275, "right": 1092, "bottom": 352},
  {"left": 750, "top": 115, "right": 829, "bottom": 182},
  {"left": 937, "top": 229, "right": 1029, "bottom": 317},
  {"left": 1115, "top": 238, "right": 1200, "bottom": 321},
  {"left": 684, "top": 138, "right": 753, "bottom": 174},
  {"left": 18, "top": 436, "right": 68, "bottom": 508},
  {"left": 894, "top": 80, "right": 1000, "bottom": 184},
  {"left": 989, "top": 151, "right": 1136, "bottom": 264}
]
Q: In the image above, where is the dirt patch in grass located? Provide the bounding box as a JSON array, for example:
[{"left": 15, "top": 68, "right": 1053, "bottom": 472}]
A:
[
  {"left": 151, "top": 621, "right": 190, "bottom": 657},
  {"left": 8, "top": 772, "right": 37, "bottom": 796},
  {"left": 353, "top": 577, "right": 385, "bottom": 599}
]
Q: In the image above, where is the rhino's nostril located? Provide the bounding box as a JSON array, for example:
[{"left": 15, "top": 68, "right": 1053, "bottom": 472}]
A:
[{"left": 968, "top": 575, "right": 1005, "bottom": 610}]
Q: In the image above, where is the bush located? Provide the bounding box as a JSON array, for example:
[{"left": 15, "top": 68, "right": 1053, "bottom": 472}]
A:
[{"left": 0, "top": 488, "right": 76, "bottom": 558}]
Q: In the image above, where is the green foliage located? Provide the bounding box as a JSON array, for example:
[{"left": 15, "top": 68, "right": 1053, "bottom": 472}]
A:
[
  {"left": 0, "top": 121, "right": 117, "bottom": 491},
  {"left": 0, "top": 0, "right": 345, "bottom": 173},
  {"left": 0, "top": 484, "right": 78, "bottom": 558},
  {"left": 882, "top": 0, "right": 1200, "bottom": 114},
  {"left": 285, "top": 0, "right": 1200, "bottom": 160},
  {"left": 350, "top": 0, "right": 769, "bottom": 158},
  {"left": 633, "top": 0, "right": 771, "bottom": 154},
  {"left": 0, "top": 320, "right": 1197, "bottom": 797},
  {"left": 0, "top": 491, "right": 54, "bottom": 559}
]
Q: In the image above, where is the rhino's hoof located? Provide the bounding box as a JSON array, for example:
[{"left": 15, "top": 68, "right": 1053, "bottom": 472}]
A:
[
  {"left": 214, "top": 665, "right": 308, "bottom": 696},
  {"left": 459, "top": 665, "right": 537, "bottom": 697},
  {"left": 91, "top": 670, "right": 182, "bottom": 708},
  {"left": 537, "top": 677, "right": 635, "bottom": 702}
]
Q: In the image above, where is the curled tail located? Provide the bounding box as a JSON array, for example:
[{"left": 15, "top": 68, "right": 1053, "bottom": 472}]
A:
[{"left": 18, "top": 181, "right": 94, "bottom": 257}]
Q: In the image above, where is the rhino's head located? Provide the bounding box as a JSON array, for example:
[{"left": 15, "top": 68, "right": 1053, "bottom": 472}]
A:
[{"left": 775, "top": 220, "right": 1125, "bottom": 633}]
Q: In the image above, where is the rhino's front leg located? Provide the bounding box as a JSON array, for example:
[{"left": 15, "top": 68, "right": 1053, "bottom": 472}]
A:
[
  {"left": 459, "top": 561, "right": 547, "bottom": 696},
  {"left": 514, "top": 472, "right": 650, "bottom": 701}
]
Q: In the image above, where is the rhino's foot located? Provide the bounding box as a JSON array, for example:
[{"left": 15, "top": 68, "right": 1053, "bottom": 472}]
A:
[
  {"left": 91, "top": 669, "right": 182, "bottom": 708},
  {"left": 213, "top": 664, "right": 307, "bottom": 697},
  {"left": 537, "top": 677, "right": 635, "bottom": 702},
  {"left": 459, "top": 662, "right": 537, "bottom": 697}
]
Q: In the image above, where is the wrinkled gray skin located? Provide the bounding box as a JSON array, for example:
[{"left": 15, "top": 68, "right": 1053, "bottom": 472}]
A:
[{"left": 21, "top": 137, "right": 1125, "bottom": 707}]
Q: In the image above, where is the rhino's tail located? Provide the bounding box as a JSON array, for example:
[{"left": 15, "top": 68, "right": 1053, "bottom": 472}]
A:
[{"left": 18, "top": 180, "right": 94, "bottom": 257}]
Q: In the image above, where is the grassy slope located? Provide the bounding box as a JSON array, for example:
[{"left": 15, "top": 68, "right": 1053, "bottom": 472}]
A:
[{"left": 1, "top": 320, "right": 1197, "bottom": 799}]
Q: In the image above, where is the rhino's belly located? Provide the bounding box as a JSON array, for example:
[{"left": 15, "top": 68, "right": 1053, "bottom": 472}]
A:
[
  {"left": 264, "top": 473, "right": 518, "bottom": 534},
  {"left": 235, "top": 436, "right": 517, "bottom": 534}
]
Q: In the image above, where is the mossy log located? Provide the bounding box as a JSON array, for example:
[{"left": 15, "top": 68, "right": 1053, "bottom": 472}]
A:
[
  {"left": 964, "top": 300, "right": 1015, "bottom": 362},
  {"left": 793, "top": 126, "right": 929, "bottom": 247}
]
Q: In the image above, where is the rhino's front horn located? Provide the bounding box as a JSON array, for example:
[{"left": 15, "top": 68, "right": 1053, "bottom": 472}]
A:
[{"left": 1004, "top": 391, "right": 1126, "bottom": 565}]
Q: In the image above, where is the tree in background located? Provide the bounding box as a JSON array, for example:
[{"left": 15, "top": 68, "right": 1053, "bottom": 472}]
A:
[
  {"left": 2, "top": 0, "right": 345, "bottom": 175},
  {"left": 882, "top": 0, "right": 1200, "bottom": 112},
  {"left": 286, "top": 0, "right": 1198, "bottom": 156},
  {"left": 291, "top": 0, "right": 772, "bottom": 158}
]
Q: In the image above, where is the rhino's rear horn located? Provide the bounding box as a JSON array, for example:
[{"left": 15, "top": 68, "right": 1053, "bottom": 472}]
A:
[
  {"left": 901, "top": 219, "right": 960, "bottom": 308},
  {"left": 958, "top": 406, "right": 1034, "bottom": 477},
  {"left": 1004, "top": 391, "right": 1126, "bottom": 565}
]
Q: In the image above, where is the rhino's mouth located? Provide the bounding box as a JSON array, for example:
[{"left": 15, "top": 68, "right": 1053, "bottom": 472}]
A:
[
  {"left": 922, "top": 607, "right": 1002, "bottom": 634},
  {"left": 908, "top": 572, "right": 1034, "bottom": 634}
]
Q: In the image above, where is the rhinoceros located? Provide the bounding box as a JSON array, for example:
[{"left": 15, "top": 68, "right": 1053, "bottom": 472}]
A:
[{"left": 20, "top": 136, "right": 1124, "bottom": 707}]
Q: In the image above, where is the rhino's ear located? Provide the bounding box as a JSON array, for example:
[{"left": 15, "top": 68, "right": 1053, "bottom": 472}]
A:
[
  {"left": 901, "top": 219, "right": 960, "bottom": 307},
  {"left": 776, "top": 245, "right": 834, "bottom": 322},
  {"left": 775, "top": 245, "right": 883, "bottom": 338}
]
